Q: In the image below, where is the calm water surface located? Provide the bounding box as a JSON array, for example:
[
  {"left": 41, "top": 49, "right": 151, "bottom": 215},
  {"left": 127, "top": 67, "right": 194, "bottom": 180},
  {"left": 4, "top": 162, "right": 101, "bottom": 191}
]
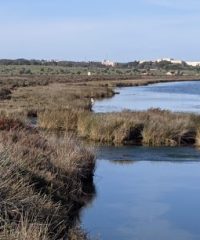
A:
[
  {"left": 93, "top": 81, "right": 200, "bottom": 113},
  {"left": 81, "top": 147, "right": 200, "bottom": 240},
  {"left": 81, "top": 81, "right": 200, "bottom": 239}
]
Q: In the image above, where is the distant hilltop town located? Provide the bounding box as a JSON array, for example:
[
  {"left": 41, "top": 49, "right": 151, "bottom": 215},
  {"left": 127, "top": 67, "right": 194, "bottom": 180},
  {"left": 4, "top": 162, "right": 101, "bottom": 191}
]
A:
[
  {"left": 102, "top": 58, "right": 200, "bottom": 67},
  {"left": 0, "top": 58, "right": 199, "bottom": 68},
  {"left": 139, "top": 58, "right": 200, "bottom": 67}
]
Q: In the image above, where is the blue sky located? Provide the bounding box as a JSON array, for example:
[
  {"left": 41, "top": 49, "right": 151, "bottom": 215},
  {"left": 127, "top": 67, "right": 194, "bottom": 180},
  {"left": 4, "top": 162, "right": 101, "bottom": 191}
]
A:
[{"left": 0, "top": 0, "right": 200, "bottom": 61}]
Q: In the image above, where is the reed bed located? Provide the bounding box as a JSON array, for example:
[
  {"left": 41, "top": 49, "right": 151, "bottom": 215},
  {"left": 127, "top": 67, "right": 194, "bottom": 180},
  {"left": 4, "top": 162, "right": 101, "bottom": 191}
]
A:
[
  {"left": 38, "top": 101, "right": 200, "bottom": 146},
  {"left": 0, "top": 118, "right": 95, "bottom": 239},
  {"left": 77, "top": 111, "right": 143, "bottom": 144},
  {"left": 39, "top": 108, "right": 79, "bottom": 131},
  {"left": 39, "top": 109, "right": 199, "bottom": 146},
  {"left": 141, "top": 109, "right": 196, "bottom": 146}
]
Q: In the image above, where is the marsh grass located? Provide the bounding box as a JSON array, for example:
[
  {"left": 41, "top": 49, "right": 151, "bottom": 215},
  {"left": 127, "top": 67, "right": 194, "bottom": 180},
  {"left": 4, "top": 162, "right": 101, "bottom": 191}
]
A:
[
  {"left": 38, "top": 108, "right": 199, "bottom": 146},
  {"left": 1, "top": 215, "right": 49, "bottom": 240},
  {"left": 0, "top": 119, "right": 95, "bottom": 239},
  {"left": 39, "top": 108, "right": 79, "bottom": 131},
  {"left": 77, "top": 111, "right": 142, "bottom": 144},
  {"left": 141, "top": 109, "right": 196, "bottom": 146},
  {"left": 76, "top": 109, "right": 198, "bottom": 146}
]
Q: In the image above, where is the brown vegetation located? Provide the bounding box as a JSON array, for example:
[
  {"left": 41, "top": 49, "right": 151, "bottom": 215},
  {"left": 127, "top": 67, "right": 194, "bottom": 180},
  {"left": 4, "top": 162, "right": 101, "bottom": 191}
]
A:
[
  {"left": 38, "top": 109, "right": 199, "bottom": 146},
  {"left": 141, "top": 109, "right": 197, "bottom": 146},
  {"left": 0, "top": 119, "right": 95, "bottom": 239},
  {"left": 76, "top": 109, "right": 198, "bottom": 146},
  {"left": 0, "top": 83, "right": 115, "bottom": 120}
]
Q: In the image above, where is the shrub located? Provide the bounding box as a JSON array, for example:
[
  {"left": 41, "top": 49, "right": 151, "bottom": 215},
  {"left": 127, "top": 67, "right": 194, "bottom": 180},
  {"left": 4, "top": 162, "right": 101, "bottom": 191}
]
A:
[{"left": 0, "top": 88, "right": 11, "bottom": 100}]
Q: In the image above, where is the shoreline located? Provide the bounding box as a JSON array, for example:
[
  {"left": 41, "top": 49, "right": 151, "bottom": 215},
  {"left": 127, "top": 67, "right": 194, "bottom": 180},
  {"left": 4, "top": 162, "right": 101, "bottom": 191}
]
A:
[{"left": 87, "top": 75, "right": 200, "bottom": 88}]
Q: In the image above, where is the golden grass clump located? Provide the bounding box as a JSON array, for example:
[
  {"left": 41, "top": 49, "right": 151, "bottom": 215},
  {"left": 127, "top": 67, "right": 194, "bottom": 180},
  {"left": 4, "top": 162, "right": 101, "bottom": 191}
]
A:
[
  {"left": 142, "top": 109, "right": 196, "bottom": 146},
  {"left": 76, "top": 109, "right": 197, "bottom": 146},
  {"left": 77, "top": 111, "right": 144, "bottom": 144},
  {"left": 38, "top": 108, "right": 79, "bottom": 131}
]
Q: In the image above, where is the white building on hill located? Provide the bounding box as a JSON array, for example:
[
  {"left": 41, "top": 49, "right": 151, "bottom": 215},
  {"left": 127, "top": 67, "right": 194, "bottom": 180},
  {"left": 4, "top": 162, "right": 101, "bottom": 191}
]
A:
[
  {"left": 157, "top": 58, "right": 183, "bottom": 64},
  {"left": 186, "top": 61, "right": 200, "bottom": 67},
  {"left": 102, "top": 60, "right": 115, "bottom": 67},
  {"left": 156, "top": 58, "right": 200, "bottom": 67}
]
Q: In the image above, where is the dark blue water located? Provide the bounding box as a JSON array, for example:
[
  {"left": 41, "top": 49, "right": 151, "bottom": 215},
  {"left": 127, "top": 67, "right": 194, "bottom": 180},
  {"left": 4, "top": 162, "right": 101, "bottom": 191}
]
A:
[
  {"left": 81, "top": 146, "right": 200, "bottom": 240},
  {"left": 93, "top": 81, "right": 200, "bottom": 113}
]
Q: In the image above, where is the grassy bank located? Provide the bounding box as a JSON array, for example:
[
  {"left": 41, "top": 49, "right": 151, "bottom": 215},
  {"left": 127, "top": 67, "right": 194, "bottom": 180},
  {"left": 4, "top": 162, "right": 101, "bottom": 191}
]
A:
[
  {"left": 78, "top": 110, "right": 199, "bottom": 146},
  {"left": 0, "top": 118, "right": 95, "bottom": 239},
  {"left": 38, "top": 109, "right": 200, "bottom": 147},
  {"left": 0, "top": 82, "right": 115, "bottom": 120}
]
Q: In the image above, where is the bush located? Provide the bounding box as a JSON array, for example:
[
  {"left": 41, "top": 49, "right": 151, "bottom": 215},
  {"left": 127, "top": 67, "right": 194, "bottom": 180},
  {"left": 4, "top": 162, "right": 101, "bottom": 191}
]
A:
[{"left": 0, "top": 88, "right": 11, "bottom": 100}]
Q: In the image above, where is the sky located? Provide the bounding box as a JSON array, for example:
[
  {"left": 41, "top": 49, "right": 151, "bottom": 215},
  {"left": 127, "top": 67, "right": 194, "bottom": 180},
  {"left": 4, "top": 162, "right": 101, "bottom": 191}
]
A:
[{"left": 0, "top": 0, "right": 200, "bottom": 62}]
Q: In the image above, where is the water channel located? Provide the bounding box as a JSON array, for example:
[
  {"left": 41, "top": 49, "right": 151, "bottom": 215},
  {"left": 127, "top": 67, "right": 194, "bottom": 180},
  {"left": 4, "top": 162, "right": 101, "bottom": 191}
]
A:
[
  {"left": 81, "top": 81, "right": 200, "bottom": 240},
  {"left": 93, "top": 81, "right": 200, "bottom": 113}
]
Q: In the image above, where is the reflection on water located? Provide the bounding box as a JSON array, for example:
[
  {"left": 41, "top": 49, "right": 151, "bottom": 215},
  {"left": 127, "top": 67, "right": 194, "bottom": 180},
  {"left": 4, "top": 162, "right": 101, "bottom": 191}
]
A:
[
  {"left": 93, "top": 81, "right": 200, "bottom": 113},
  {"left": 97, "top": 145, "right": 200, "bottom": 162},
  {"left": 81, "top": 146, "right": 200, "bottom": 240},
  {"left": 67, "top": 178, "right": 96, "bottom": 229},
  {"left": 109, "top": 159, "right": 137, "bottom": 165},
  {"left": 62, "top": 179, "right": 96, "bottom": 240}
]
